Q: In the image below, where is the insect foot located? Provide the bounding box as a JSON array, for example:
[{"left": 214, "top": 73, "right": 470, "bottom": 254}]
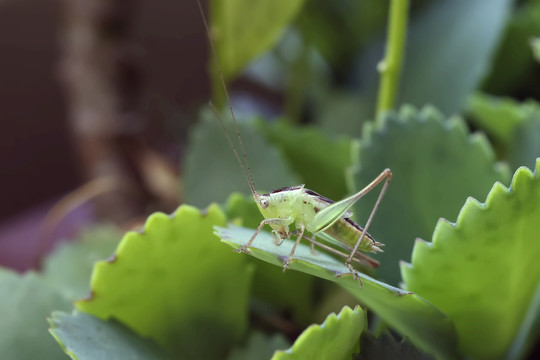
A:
[
  {"left": 282, "top": 256, "right": 295, "bottom": 272},
  {"left": 233, "top": 246, "right": 249, "bottom": 254},
  {"left": 336, "top": 264, "right": 363, "bottom": 287}
]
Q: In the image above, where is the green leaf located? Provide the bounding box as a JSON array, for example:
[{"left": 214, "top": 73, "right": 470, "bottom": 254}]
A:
[
  {"left": 483, "top": 0, "right": 540, "bottom": 94},
  {"left": 395, "top": 0, "right": 512, "bottom": 115},
  {"left": 76, "top": 204, "right": 253, "bottom": 359},
  {"left": 210, "top": 0, "right": 305, "bottom": 81},
  {"left": 183, "top": 114, "right": 298, "bottom": 207},
  {"left": 401, "top": 159, "right": 540, "bottom": 359},
  {"left": 228, "top": 332, "right": 290, "bottom": 360},
  {"left": 354, "top": 332, "right": 431, "bottom": 360},
  {"left": 258, "top": 121, "right": 352, "bottom": 200},
  {"left": 532, "top": 37, "right": 540, "bottom": 63},
  {"left": 351, "top": 106, "right": 510, "bottom": 286},
  {"left": 466, "top": 93, "right": 529, "bottom": 144},
  {"left": 217, "top": 226, "right": 458, "bottom": 359},
  {"left": 43, "top": 226, "right": 121, "bottom": 301},
  {"left": 49, "top": 311, "right": 171, "bottom": 360},
  {"left": 0, "top": 270, "right": 71, "bottom": 360},
  {"left": 296, "top": 0, "right": 388, "bottom": 69},
  {"left": 272, "top": 306, "right": 366, "bottom": 360},
  {"left": 508, "top": 111, "right": 540, "bottom": 172},
  {"left": 223, "top": 193, "right": 317, "bottom": 324}
]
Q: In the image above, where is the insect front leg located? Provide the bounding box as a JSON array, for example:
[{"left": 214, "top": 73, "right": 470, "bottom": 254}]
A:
[
  {"left": 283, "top": 224, "right": 306, "bottom": 272},
  {"left": 235, "top": 217, "right": 293, "bottom": 253}
]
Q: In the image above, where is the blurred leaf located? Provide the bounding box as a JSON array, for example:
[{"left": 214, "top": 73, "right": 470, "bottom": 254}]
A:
[
  {"left": 0, "top": 270, "right": 70, "bottom": 360},
  {"left": 210, "top": 0, "right": 305, "bottom": 81},
  {"left": 354, "top": 332, "right": 431, "bottom": 360},
  {"left": 49, "top": 311, "right": 171, "bottom": 360},
  {"left": 466, "top": 92, "right": 529, "bottom": 144},
  {"left": 217, "top": 226, "right": 458, "bottom": 359},
  {"left": 43, "top": 226, "right": 121, "bottom": 301},
  {"left": 183, "top": 113, "right": 298, "bottom": 207},
  {"left": 76, "top": 205, "right": 253, "bottom": 359},
  {"left": 401, "top": 159, "right": 540, "bottom": 359},
  {"left": 396, "top": 0, "right": 512, "bottom": 115},
  {"left": 532, "top": 37, "right": 540, "bottom": 63},
  {"left": 258, "top": 121, "right": 352, "bottom": 200},
  {"left": 508, "top": 111, "right": 540, "bottom": 171},
  {"left": 223, "top": 193, "right": 316, "bottom": 324},
  {"left": 483, "top": 0, "right": 540, "bottom": 94},
  {"left": 228, "top": 332, "right": 289, "bottom": 360},
  {"left": 296, "top": 0, "right": 388, "bottom": 70},
  {"left": 313, "top": 90, "right": 371, "bottom": 138},
  {"left": 272, "top": 306, "right": 366, "bottom": 360},
  {"left": 466, "top": 94, "right": 540, "bottom": 171},
  {"left": 351, "top": 106, "right": 510, "bottom": 286}
]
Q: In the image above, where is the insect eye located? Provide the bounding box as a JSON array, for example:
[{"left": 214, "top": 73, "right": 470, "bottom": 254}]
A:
[{"left": 260, "top": 199, "right": 269, "bottom": 209}]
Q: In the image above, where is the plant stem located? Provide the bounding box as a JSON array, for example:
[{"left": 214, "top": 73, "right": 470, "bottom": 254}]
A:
[{"left": 375, "top": 0, "right": 409, "bottom": 120}]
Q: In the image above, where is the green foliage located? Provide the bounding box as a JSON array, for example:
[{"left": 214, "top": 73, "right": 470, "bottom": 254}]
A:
[
  {"left": 466, "top": 93, "right": 530, "bottom": 144},
  {"left": 532, "top": 37, "right": 540, "bottom": 63},
  {"left": 354, "top": 332, "right": 431, "bottom": 360},
  {"left": 483, "top": 0, "right": 540, "bottom": 95},
  {"left": 0, "top": 227, "right": 121, "bottom": 360},
  {"left": 76, "top": 205, "right": 252, "bottom": 359},
  {"left": 183, "top": 113, "right": 298, "bottom": 207},
  {"left": 228, "top": 332, "right": 289, "bottom": 360},
  {"left": 402, "top": 159, "right": 540, "bottom": 359},
  {"left": 5, "top": 1, "right": 540, "bottom": 359},
  {"left": 272, "top": 306, "right": 366, "bottom": 360},
  {"left": 217, "top": 226, "right": 458, "bottom": 359},
  {"left": 351, "top": 106, "right": 510, "bottom": 286},
  {"left": 210, "top": 0, "right": 305, "bottom": 82},
  {"left": 43, "top": 226, "right": 121, "bottom": 301},
  {"left": 467, "top": 93, "right": 540, "bottom": 171},
  {"left": 0, "top": 270, "right": 71, "bottom": 360},
  {"left": 396, "top": 0, "right": 512, "bottom": 115},
  {"left": 49, "top": 311, "right": 171, "bottom": 360}
]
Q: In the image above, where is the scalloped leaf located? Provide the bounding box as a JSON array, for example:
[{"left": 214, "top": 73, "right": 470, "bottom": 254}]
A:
[
  {"left": 272, "top": 306, "right": 366, "bottom": 360},
  {"left": 228, "top": 332, "right": 290, "bottom": 360},
  {"left": 223, "top": 193, "right": 317, "bottom": 324},
  {"left": 258, "top": 121, "right": 352, "bottom": 200},
  {"left": 183, "top": 114, "right": 298, "bottom": 207},
  {"left": 76, "top": 205, "right": 253, "bottom": 359},
  {"left": 49, "top": 311, "right": 171, "bottom": 360},
  {"left": 354, "top": 332, "right": 431, "bottom": 360},
  {"left": 43, "top": 226, "right": 121, "bottom": 301},
  {"left": 210, "top": 0, "right": 305, "bottom": 81},
  {"left": 401, "top": 159, "right": 540, "bottom": 359},
  {"left": 217, "top": 226, "right": 458, "bottom": 359},
  {"left": 351, "top": 106, "right": 510, "bottom": 285},
  {"left": 0, "top": 269, "right": 70, "bottom": 360}
]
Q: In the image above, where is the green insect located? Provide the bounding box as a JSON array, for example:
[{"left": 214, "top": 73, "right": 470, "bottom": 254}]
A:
[{"left": 197, "top": 0, "right": 392, "bottom": 277}]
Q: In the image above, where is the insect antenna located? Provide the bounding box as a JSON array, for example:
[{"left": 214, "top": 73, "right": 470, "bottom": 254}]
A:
[
  {"left": 196, "top": 0, "right": 258, "bottom": 198},
  {"left": 208, "top": 102, "right": 258, "bottom": 197}
]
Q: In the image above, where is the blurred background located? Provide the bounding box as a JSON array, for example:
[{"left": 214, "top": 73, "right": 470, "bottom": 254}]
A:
[{"left": 0, "top": 0, "right": 209, "bottom": 271}]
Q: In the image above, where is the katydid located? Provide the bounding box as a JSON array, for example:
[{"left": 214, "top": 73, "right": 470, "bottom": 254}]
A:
[{"left": 197, "top": 0, "right": 392, "bottom": 277}]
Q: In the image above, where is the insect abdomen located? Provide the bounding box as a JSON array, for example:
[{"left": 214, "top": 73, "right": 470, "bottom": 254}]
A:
[{"left": 323, "top": 218, "right": 383, "bottom": 253}]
